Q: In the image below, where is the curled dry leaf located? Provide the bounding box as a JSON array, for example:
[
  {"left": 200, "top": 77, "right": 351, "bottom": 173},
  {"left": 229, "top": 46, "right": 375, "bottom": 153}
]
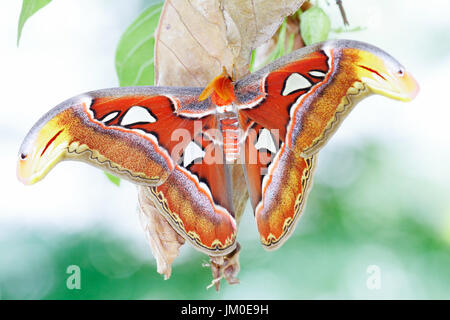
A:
[
  {"left": 155, "top": 0, "right": 305, "bottom": 83},
  {"left": 155, "top": 0, "right": 235, "bottom": 86},
  {"left": 138, "top": 186, "right": 185, "bottom": 280},
  {"left": 222, "top": 0, "right": 305, "bottom": 77}
]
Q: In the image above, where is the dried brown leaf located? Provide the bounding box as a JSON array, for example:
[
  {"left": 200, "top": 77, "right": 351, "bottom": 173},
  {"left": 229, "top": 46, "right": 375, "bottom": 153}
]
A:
[
  {"left": 154, "top": 0, "right": 236, "bottom": 86},
  {"left": 155, "top": 0, "right": 305, "bottom": 84},
  {"left": 138, "top": 186, "right": 185, "bottom": 280},
  {"left": 222, "top": 0, "right": 305, "bottom": 77}
]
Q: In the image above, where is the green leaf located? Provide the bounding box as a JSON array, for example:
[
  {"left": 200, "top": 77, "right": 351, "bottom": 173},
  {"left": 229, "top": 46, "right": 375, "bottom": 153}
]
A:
[
  {"left": 300, "top": 6, "right": 331, "bottom": 46},
  {"left": 115, "top": 2, "right": 163, "bottom": 87},
  {"left": 105, "top": 172, "right": 121, "bottom": 187},
  {"left": 17, "top": 0, "right": 52, "bottom": 46}
]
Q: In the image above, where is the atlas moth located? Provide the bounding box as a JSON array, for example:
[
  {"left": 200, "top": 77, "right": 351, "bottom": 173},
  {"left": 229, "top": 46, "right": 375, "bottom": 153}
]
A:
[{"left": 17, "top": 40, "right": 419, "bottom": 256}]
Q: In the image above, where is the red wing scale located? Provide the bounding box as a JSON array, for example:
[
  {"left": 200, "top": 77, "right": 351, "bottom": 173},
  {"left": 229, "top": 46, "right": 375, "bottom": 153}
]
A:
[{"left": 18, "top": 40, "right": 419, "bottom": 254}]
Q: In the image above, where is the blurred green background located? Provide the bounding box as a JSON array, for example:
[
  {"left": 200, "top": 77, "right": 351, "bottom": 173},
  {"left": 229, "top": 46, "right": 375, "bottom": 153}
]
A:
[{"left": 1, "top": 0, "right": 449, "bottom": 299}]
